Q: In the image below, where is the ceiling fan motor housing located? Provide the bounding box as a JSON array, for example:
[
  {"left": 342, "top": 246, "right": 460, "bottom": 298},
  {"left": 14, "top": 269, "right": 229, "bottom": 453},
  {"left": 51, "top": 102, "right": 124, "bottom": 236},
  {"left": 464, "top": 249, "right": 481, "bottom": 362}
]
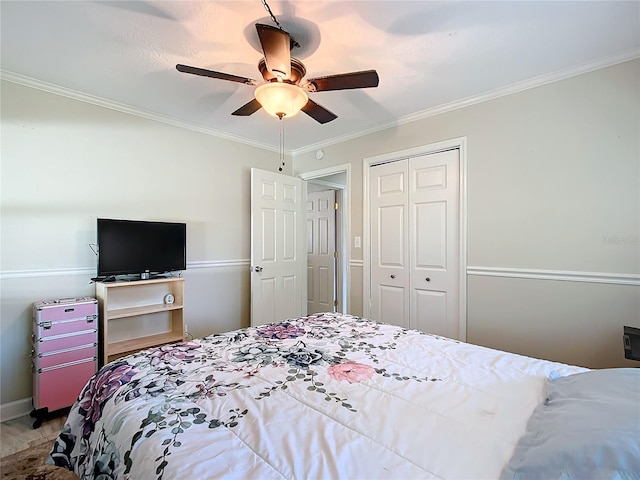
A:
[{"left": 259, "top": 58, "right": 306, "bottom": 85}]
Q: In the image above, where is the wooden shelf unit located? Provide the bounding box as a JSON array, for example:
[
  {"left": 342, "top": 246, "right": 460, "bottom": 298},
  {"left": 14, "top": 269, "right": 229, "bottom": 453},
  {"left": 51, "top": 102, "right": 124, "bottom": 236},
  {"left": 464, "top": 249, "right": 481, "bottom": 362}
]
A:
[{"left": 96, "top": 277, "right": 185, "bottom": 365}]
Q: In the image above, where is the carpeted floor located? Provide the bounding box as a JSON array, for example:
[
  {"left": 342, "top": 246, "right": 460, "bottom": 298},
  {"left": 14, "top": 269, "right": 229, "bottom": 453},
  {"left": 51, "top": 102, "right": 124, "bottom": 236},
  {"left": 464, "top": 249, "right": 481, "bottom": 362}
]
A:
[{"left": 0, "top": 437, "right": 78, "bottom": 480}]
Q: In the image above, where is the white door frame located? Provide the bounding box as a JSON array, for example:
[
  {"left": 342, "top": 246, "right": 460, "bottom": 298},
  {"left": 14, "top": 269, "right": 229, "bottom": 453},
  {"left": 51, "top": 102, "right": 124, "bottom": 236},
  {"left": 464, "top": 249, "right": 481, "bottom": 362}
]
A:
[
  {"left": 299, "top": 163, "right": 351, "bottom": 314},
  {"left": 363, "top": 137, "right": 468, "bottom": 340}
]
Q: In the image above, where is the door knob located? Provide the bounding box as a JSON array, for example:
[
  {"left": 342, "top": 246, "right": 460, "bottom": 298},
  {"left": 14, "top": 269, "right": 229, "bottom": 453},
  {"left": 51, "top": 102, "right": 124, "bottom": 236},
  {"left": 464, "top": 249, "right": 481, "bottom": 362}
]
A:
[
  {"left": 254, "top": 266, "right": 263, "bottom": 273},
  {"left": 425, "top": 277, "right": 431, "bottom": 282},
  {"left": 390, "top": 275, "right": 395, "bottom": 279}
]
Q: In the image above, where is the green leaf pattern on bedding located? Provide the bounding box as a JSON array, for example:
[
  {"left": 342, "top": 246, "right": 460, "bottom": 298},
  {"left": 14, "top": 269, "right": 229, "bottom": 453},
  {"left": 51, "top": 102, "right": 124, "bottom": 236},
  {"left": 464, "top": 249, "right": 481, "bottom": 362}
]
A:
[{"left": 49, "top": 313, "right": 444, "bottom": 479}]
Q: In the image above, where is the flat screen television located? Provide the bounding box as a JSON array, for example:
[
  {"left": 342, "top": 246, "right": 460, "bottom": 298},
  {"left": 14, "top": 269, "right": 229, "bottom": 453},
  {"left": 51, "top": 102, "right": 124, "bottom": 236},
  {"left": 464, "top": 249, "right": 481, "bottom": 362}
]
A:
[{"left": 97, "top": 218, "right": 186, "bottom": 279}]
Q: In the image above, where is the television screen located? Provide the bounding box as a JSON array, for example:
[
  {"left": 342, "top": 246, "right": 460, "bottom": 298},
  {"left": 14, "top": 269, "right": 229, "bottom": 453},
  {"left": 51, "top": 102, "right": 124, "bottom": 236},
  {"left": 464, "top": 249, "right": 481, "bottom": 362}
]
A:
[{"left": 97, "top": 218, "right": 186, "bottom": 278}]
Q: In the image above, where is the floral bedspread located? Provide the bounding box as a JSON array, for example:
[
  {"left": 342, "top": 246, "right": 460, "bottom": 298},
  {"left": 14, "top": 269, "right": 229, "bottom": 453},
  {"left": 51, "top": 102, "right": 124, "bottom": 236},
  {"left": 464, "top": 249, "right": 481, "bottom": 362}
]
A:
[{"left": 48, "top": 313, "right": 585, "bottom": 479}]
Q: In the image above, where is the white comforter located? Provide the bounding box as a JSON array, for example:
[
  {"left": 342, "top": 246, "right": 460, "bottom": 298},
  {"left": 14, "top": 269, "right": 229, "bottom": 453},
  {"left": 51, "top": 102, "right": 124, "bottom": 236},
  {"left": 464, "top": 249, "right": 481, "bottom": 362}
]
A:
[{"left": 48, "top": 313, "right": 586, "bottom": 479}]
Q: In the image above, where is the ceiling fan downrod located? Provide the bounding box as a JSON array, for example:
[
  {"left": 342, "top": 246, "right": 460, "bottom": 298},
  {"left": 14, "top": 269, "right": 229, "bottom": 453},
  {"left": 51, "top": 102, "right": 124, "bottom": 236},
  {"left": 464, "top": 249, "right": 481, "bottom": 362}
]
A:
[{"left": 260, "top": 0, "right": 300, "bottom": 49}]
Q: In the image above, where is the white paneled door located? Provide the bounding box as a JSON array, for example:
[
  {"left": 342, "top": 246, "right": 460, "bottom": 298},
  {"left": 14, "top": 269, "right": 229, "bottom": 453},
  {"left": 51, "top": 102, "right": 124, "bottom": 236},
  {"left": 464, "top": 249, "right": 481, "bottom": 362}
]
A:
[
  {"left": 370, "top": 149, "right": 460, "bottom": 338},
  {"left": 307, "top": 190, "right": 336, "bottom": 314},
  {"left": 251, "top": 168, "right": 306, "bottom": 327},
  {"left": 370, "top": 161, "right": 410, "bottom": 328}
]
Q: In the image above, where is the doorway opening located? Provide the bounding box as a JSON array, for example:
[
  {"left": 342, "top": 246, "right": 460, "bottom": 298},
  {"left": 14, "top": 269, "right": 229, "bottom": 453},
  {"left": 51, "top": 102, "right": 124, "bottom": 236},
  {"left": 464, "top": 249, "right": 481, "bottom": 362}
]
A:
[{"left": 300, "top": 164, "right": 351, "bottom": 314}]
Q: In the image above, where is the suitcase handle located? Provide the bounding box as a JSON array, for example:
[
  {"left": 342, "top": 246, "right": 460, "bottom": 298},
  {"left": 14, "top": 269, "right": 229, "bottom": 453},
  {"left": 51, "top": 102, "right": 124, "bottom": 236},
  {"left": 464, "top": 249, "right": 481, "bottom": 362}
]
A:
[
  {"left": 36, "top": 343, "right": 97, "bottom": 357},
  {"left": 37, "top": 356, "right": 96, "bottom": 373},
  {"left": 56, "top": 298, "right": 77, "bottom": 304},
  {"left": 36, "top": 329, "right": 97, "bottom": 342}
]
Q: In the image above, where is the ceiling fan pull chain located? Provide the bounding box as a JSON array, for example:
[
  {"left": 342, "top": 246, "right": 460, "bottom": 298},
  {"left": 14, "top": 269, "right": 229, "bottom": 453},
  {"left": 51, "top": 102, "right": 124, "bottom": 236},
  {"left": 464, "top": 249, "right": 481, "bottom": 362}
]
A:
[{"left": 279, "top": 117, "right": 285, "bottom": 172}]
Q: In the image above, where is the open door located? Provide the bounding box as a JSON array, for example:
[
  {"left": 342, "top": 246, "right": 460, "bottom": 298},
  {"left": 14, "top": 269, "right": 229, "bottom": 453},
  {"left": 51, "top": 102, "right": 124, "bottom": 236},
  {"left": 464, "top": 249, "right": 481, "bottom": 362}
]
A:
[
  {"left": 250, "top": 168, "right": 306, "bottom": 326},
  {"left": 306, "top": 189, "right": 337, "bottom": 314},
  {"left": 300, "top": 166, "right": 350, "bottom": 314}
]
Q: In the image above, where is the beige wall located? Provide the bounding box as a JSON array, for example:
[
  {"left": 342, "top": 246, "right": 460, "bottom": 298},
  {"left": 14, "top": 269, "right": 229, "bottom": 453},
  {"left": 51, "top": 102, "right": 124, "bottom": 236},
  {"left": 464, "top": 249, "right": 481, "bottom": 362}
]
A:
[
  {"left": 1, "top": 59, "right": 638, "bottom": 417},
  {"left": 294, "top": 59, "right": 640, "bottom": 369},
  {"left": 0, "top": 80, "right": 288, "bottom": 410}
]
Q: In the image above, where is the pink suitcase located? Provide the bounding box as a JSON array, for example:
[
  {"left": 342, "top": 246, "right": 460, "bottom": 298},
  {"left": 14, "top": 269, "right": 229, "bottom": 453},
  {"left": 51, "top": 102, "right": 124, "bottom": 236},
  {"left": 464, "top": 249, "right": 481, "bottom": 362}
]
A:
[{"left": 31, "top": 297, "right": 98, "bottom": 428}]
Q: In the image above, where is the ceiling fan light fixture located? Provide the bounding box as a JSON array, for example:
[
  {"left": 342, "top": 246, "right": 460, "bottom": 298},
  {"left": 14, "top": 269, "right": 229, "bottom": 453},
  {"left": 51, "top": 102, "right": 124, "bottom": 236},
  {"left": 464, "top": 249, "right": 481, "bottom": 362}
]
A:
[{"left": 254, "top": 82, "right": 308, "bottom": 118}]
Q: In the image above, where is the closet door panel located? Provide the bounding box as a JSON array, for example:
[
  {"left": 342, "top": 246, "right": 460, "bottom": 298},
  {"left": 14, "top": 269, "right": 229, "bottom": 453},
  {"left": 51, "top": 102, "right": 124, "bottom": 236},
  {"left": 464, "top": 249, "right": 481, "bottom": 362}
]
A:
[
  {"left": 370, "top": 161, "right": 409, "bottom": 325},
  {"left": 413, "top": 289, "right": 447, "bottom": 337},
  {"left": 379, "top": 285, "right": 409, "bottom": 329},
  {"left": 409, "top": 150, "right": 460, "bottom": 339},
  {"left": 414, "top": 201, "right": 447, "bottom": 269},
  {"left": 379, "top": 205, "right": 405, "bottom": 267}
]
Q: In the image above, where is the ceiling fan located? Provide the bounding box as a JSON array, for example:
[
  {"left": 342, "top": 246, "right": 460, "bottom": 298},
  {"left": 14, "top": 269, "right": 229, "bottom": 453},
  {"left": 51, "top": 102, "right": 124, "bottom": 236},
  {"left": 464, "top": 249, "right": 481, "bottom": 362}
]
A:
[{"left": 176, "top": 23, "right": 379, "bottom": 124}]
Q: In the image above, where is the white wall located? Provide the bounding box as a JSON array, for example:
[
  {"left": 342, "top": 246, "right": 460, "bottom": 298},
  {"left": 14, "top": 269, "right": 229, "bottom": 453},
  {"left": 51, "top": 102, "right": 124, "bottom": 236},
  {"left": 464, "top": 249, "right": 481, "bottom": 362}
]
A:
[
  {"left": 0, "top": 80, "right": 288, "bottom": 412},
  {"left": 294, "top": 59, "right": 640, "bottom": 369}
]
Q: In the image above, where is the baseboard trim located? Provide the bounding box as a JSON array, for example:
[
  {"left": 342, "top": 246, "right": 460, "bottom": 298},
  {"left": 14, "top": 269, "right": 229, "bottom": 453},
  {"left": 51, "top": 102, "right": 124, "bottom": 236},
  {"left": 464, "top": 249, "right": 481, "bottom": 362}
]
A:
[
  {"left": 467, "top": 266, "right": 640, "bottom": 286},
  {"left": 1, "top": 397, "right": 32, "bottom": 422}
]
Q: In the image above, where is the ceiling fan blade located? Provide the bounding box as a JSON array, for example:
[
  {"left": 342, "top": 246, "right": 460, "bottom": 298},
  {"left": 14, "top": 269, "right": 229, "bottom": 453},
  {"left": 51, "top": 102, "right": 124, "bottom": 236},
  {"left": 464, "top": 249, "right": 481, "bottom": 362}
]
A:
[
  {"left": 305, "top": 70, "right": 379, "bottom": 92},
  {"left": 231, "top": 99, "right": 262, "bottom": 116},
  {"left": 255, "top": 23, "right": 291, "bottom": 80},
  {"left": 176, "top": 64, "right": 258, "bottom": 85},
  {"left": 301, "top": 99, "right": 337, "bottom": 124}
]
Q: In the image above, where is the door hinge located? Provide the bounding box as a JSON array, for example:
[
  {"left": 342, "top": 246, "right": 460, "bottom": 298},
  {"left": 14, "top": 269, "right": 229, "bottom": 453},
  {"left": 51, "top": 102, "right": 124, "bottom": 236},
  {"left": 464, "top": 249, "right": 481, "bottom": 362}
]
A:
[
  {"left": 334, "top": 299, "right": 339, "bottom": 307},
  {"left": 334, "top": 202, "right": 339, "bottom": 210},
  {"left": 333, "top": 251, "right": 338, "bottom": 258}
]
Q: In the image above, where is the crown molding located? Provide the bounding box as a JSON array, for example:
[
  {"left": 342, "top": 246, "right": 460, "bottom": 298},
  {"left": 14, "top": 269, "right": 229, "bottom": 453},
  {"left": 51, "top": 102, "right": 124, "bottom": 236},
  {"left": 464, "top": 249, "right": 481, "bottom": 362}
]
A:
[
  {"left": 3, "top": 47, "right": 637, "bottom": 159},
  {"left": 291, "top": 48, "right": 640, "bottom": 156},
  {"left": 0, "top": 70, "right": 282, "bottom": 154}
]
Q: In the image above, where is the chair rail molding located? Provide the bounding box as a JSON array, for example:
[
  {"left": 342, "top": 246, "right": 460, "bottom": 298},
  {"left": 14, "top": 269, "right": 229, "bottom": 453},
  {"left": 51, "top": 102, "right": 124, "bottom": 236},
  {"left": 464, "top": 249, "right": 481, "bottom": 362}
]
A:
[
  {"left": 0, "top": 260, "right": 251, "bottom": 279},
  {"left": 467, "top": 266, "right": 640, "bottom": 286}
]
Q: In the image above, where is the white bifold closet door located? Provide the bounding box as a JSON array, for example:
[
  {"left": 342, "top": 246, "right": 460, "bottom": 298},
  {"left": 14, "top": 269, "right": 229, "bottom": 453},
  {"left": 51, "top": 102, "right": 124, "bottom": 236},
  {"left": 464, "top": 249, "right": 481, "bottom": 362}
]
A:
[{"left": 370, "top": 149, "right": 460, "bottom": 339}]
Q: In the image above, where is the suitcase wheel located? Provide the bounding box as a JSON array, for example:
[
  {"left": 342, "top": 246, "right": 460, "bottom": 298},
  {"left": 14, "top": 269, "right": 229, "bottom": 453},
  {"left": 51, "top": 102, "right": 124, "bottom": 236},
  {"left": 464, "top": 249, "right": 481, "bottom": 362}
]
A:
[{"left": 30, "top": 407, "right": 49, "bottom": 429}]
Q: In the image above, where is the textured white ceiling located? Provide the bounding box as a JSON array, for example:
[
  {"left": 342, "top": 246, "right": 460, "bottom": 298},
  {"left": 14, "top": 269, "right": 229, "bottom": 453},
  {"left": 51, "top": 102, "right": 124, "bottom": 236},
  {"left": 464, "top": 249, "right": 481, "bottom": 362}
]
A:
[{"left": 1, "top": 1, "right": 639, "bottom": 153}]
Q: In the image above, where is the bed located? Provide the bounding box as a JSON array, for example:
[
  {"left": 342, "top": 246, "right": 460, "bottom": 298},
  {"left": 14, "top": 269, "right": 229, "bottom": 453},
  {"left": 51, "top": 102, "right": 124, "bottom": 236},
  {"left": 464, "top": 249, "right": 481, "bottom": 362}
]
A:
[{"left": 47, "top": 313, "right": 640, "bottom": 479}]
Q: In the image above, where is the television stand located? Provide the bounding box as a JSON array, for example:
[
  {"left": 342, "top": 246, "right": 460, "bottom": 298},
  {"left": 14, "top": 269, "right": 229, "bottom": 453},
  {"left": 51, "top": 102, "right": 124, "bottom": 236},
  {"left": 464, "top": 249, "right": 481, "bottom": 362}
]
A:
[{"left": 96, "top": 277, "right": 185, "bottom": 365}]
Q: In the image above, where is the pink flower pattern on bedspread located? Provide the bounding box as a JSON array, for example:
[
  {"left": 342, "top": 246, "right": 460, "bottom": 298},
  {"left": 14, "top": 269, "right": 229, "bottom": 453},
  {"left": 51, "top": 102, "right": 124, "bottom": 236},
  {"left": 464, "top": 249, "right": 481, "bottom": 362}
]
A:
[
  {"left": 48, "top": 313, "right": 445, "bottom": 480},
  {"left": 328, "top": 362, "right": 376, "bottom": 383}
]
